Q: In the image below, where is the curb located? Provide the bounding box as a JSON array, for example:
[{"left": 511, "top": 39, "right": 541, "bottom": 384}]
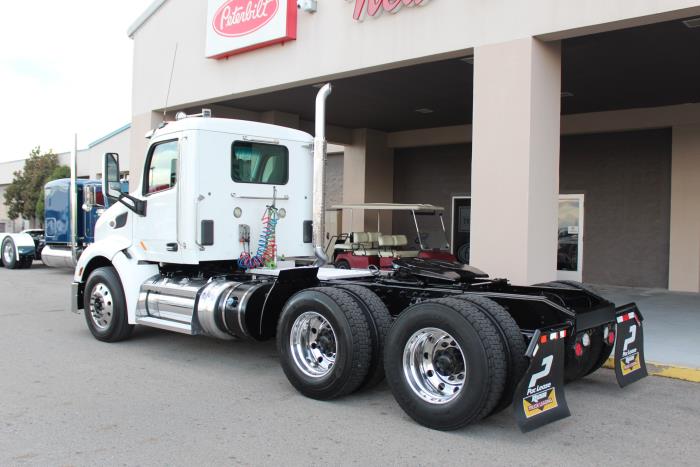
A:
[{"left": 604, "top": 358, "right": 700, "bottom": 383}]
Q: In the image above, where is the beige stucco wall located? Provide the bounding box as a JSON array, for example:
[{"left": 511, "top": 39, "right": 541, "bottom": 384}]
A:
[
  {"left": 669, "top": 125, "right": 700, "bottom": 292},
  {"left": 130, "top": 0, "right": 700, "bottom": 115},
  {"left": 470, "top": 37, "right": 561, "bottom": 285},
  {"left": 129, "top": 0, "right": 700, "bottom": 167}
]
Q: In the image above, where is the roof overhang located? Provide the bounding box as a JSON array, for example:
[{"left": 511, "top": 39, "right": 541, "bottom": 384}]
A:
[
  {"left": 127, "top": 0, "right": 168, "bottom": 38},
  {"left": 331, "top": 203, "right": 445, "bottom": 212}
]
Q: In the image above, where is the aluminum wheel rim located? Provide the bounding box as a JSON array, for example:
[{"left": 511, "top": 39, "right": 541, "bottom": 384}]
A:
[
  {"left": 290, "top": 311, "right": 337, "bottom": 378},
  {"left": 403, "top": 327, "right": 467, "bottom": 404},
  {"left": 88, "top": 283, "right": 114, "bottom": 330},
  {"left": 3, "top": 242, "right": 13, "bottom": 264}
]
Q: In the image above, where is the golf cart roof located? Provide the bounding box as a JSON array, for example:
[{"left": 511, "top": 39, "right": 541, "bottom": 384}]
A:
[{"left": 331, "top": 203, "right": 445, "bottom": 212}]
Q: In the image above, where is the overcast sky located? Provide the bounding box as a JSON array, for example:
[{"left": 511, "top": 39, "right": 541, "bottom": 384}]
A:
[{"left": 0, "top": 0, "right": 153, "bottom": 162}]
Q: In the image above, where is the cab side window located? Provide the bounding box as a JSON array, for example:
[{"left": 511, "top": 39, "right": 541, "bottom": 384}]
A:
[{"left": 145, "top": 140, "right": 179, "bottom": 195}]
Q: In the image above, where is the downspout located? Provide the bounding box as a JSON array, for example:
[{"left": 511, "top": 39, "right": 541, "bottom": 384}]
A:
[
  {"left": 313, "top": 83, "right": 332, "bottom": 267},
  {"left": 70, "top": 134, "right": 79, "bottom": 266}
]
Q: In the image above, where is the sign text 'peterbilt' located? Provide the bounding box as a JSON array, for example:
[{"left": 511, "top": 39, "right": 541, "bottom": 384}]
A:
[{"left": 206, "top": 0, "right": 296, "bottom": 58}]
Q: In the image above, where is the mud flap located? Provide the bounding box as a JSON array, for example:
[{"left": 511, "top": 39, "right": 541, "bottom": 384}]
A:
[
  {"left": 614, "top": 303, "right": 648, "bottom": 387},
  {"left": 513, "top": 326, "right": 571, "bottom": 433}
]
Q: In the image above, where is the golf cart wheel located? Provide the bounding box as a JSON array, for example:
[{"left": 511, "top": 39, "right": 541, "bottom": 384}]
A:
[
  {"left": 84, "top": 266, "right": 133, "bottom": 342},
  {"left": 335, "top": 284, "right": 393, "bottom": 389},
  {"left": 452, "top": 294, "right": 527, "bottom": 415},
  {"left": 277, "top": 287, "right": 371, "bottom": 400},
  {"left": 384, "top": 298, "right": 507, "bottom": 430},
  {"left": 2, "top": 237, "right": 18, "bottom": 269}
]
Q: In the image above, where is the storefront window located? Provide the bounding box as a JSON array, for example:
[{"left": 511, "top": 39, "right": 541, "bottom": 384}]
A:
[{"left": 231, "top": 141, "right": 288, "bottom": 185}]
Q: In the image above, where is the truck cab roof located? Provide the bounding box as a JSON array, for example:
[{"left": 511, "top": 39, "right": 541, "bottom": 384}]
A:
[{"left": 150, "top": 117, "right": 314, "bottom": 144}]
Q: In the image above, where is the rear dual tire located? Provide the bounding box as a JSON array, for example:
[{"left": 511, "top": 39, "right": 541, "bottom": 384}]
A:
[
  {"left": 384, "top": 298, "right": 508, "bottom": 431},
  {"left": 277, "top": 286, "right": 393, "bottom": 400}
]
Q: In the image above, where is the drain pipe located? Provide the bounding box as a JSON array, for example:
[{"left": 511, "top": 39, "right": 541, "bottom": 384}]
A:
[
  {"left": 312, "top": 83, "right": 332, "bottom": 267},
  {"left": 70, "top": 134, "right": 79, "bottom": 266}
]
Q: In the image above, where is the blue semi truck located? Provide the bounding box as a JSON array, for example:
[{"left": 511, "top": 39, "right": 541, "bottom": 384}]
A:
[{"left": 1, "top": 152, "right": 125, "bottom": 270}]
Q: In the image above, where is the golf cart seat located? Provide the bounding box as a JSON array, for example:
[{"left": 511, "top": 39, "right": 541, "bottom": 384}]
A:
[
  {"left": 335, "top": 232, "right": 381, "bottom": 255},
  {"left": 378, "top": 235, "right": 420, "bottom": 258}
]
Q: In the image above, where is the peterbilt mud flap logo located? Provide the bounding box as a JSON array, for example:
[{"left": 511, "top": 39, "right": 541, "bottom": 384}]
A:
[
  {"left": 614, "top": 304, "right": 648, "bottom": 387},
  {"left": 513, "top": 329, "right": 570, "bottom": 432}
]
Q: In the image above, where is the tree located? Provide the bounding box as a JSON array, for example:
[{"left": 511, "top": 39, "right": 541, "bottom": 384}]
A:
[
  {"left": 3, "top": 147, "right": 60, "bottom": 226},
  {"left": 34, "top": 165, "right": 71, "bottom": 223}
]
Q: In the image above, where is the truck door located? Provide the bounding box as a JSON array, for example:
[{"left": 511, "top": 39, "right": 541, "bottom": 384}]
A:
[{"left": 133, "top": 139, "right": 181, "bottom": 262}]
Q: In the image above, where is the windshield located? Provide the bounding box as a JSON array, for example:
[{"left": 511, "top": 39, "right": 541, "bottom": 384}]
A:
[{"left": 413, "top": 212, "right": 449, "bottom": 250}]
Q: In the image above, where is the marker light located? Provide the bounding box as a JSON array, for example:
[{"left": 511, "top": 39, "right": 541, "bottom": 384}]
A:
[
  {"left": 278, "top": 208, "right": 286, "bottom": 218},
  {"left": 607, "top": 330, "right": 616, "bottom": 346},
  {"left": 574, "top": 342, "right": 584, "bottom": 357},
  {"left": 234, "top": 207, "right": 243, "bottom": 218},
  {"left": 581, "top": 332, "right": 591, "bottom": 347}
]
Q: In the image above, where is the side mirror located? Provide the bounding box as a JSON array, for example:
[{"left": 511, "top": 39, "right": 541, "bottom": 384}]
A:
[
  {"left": 102, "top": 152, "right": 121, "bottom": 204},
  {"left": 82, "top": 185, "right": 104, "bottom": 213},
  {"left": 101, "top": 151, "right": 147, "bottom": 216}
]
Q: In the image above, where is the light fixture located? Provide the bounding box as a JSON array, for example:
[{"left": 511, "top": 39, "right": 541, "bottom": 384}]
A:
[
  {"left": 234, "top": 207, "right": 243, "bottom": 218},
  {"left": 278, "top": 208, "right": 287, "bottom": 218},
  {"left": 682, "top": 17, "right": 700, "bottom": 28},
  {"left": 415, "top": 108, "right": 434, "bottom": 114},
  {"left": 561, "top": 91, "right": 574, "bottom": 98}
]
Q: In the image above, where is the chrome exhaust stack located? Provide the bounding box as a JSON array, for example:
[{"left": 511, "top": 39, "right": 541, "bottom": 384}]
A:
[
  {"left": 70, "top": 134, "right": 79, "bottom": 266},
  {"left": 312, "top": 83, "right": 332, "bottom": 267}
]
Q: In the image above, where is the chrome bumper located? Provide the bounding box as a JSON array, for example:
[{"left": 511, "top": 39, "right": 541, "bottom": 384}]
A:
[{"left": 71, "top": 281, "right": 81, "bottom": 314}]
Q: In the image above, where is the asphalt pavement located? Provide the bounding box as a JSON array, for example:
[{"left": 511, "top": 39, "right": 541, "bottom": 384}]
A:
[{"left": 1, "top": 264, "right": 699, "bottom": 466}]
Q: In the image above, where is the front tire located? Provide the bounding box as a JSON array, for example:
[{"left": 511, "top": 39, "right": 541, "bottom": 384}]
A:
[
  {"left": 384, "top": 298, "right": 507, "bottom": 430},
  {"left": 277, "top": 287, "right": 372, "bottom": 400},
  {"left": 84, "top": 266, "right": 133, "bottom": 342},
  {"left": 2, "top": 237, "right": 18, "bottom": 269}
]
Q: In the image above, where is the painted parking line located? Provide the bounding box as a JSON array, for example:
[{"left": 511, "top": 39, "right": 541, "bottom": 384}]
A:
[{"left": 604, "top": 358, "right": 700, "bottom": 383}]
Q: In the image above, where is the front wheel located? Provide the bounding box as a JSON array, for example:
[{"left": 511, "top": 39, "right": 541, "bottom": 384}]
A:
[
  {"left": 83, "top": 266, "right": 133, "bottom": 342},
  {"left": 2, "top": 237, "right": 18, "bottom": 269}
]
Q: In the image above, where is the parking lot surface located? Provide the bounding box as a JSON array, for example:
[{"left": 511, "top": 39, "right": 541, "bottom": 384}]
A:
[{"left": 1, "top": 265, "right": 699, "bottom": 466}]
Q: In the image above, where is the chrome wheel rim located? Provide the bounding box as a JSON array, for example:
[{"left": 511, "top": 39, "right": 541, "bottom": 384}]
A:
[
  {"left": 88, "top": 283, "right": 114, "bottom": 330},
  {"left": 290, "top": 312, "right": 337, "bottom": 378},
  {"left": 403, "top": 327, "right": 466, "bottom": 404},
  {"left": 3, "top": 242, "right": 13, "bottom": 263}
]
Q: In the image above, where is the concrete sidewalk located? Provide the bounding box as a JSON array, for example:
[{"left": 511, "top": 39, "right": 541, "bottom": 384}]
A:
[{"left": 591, "top": 284, "right": 700, "bottom": 369}]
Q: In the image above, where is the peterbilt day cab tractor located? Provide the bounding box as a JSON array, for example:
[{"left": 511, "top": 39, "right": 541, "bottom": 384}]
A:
[{"left": 71, "top": 85, "right": 647, "bottom": 432}]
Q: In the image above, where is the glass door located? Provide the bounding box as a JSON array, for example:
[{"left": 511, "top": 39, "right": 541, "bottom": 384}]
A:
[
  {"left": 557, "top": 194, "right": 584, "bottom": 281},
  {"left": 451, "top": 196, "right": 471, "bottom": 264}
]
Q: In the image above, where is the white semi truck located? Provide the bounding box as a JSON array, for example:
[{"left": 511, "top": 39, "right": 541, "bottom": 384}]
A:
[{"left": 71, "top": 85, "right": 647, "bottom": 432}]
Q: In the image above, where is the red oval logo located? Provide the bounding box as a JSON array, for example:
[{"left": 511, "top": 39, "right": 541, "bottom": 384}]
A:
[{"left": 212, "top": 0, "right": 279, "bottom": 37}]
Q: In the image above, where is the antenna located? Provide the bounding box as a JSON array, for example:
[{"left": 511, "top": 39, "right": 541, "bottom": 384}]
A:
[{"left": 163, "top": 43, "right": 178, "bottom": 121}]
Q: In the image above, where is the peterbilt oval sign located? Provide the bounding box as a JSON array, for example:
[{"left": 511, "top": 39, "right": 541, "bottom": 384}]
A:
[{"left": 212, "top": 0, "right": 279, "bottom": 37}]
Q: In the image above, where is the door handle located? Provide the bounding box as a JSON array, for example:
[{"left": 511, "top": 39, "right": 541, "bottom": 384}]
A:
[{"left": 166, "top": 242, "right": 178, "bottom": 252}]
